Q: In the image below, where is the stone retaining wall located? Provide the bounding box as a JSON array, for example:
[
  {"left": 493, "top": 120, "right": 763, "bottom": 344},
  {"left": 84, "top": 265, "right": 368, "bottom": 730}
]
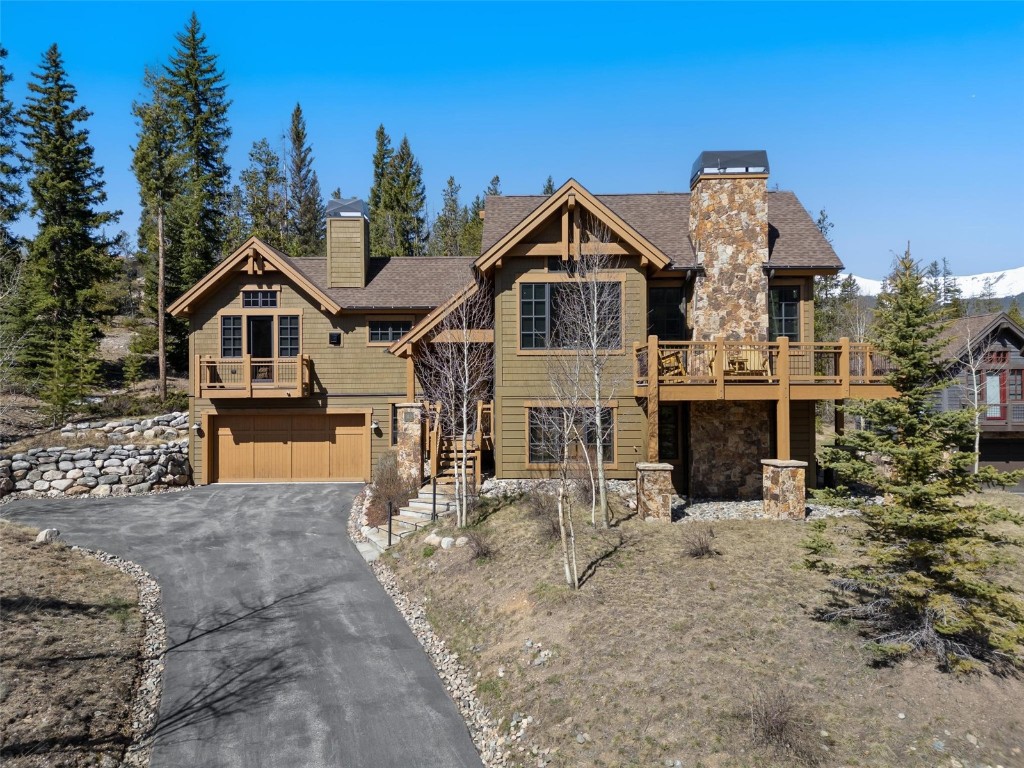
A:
[
  {"left": 0, "top": 439, "right": 191, "bottom": 500},
  {"left": 57, "top": 411, "right": 189, "bottom": 443}
]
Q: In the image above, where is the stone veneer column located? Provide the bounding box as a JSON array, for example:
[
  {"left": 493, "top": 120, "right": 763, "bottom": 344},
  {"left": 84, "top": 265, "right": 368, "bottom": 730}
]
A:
[
  {"left": 636, "top": 462, "right": 673, "bottom": 522},
  {"left": 395, "top": 403, "right": 424, "bottom": 487},
  {"left": 761, "top": 459, "right": 807, "bottom": 520}
]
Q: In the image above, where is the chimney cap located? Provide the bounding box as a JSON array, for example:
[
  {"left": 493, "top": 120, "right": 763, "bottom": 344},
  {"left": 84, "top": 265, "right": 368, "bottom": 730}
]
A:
[
  {"left": 690, "top": 150, "right": 769, "bottom": 186},
  {"left": 326, "top": 197, "right": 368, "bottom": 219}
]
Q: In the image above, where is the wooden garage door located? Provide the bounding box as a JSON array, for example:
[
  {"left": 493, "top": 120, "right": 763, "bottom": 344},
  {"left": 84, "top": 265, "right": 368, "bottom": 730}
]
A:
[{"left": 212, "top": 413, "right": 367, "bottom": 482}]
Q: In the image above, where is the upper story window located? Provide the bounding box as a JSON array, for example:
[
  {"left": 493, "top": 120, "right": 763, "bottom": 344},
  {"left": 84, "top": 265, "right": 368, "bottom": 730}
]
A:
[
  {"left": 769, "top": 286, "right": 801, "bottom": 342},
  {"left": 648, "top": 285, "right": 687, "bottom": 341},
  {"left": 519, "top": 281, "right": 622, "bottom": 350},
  {"left": 242, "top": 290, "right": 278, "bottom": 308},
  {"left": 220, "top": 314, "right": 299, "bottom": 358},
  {"left": 221, "top": 316, "right": 242, "bottom": 357},
  {"left": 369, "top": 319, "right": 412, "bottom": 344},
  {"left": 984, "top": 350, "right": 1009, "bottom": 366},
  {"left": 278, "top": 316, "right": 300, "bottom": 357}
]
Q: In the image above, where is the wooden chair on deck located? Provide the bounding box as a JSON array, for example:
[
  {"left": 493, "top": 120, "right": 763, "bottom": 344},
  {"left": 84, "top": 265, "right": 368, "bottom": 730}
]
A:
[{"left": 657, "top": 348, "right": 687, "bottom": 380}]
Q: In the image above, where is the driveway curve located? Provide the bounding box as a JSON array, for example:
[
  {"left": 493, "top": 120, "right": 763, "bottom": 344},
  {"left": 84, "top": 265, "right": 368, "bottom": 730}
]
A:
[{"left": 3, "top": 484, "right": 483, "bottom": 768}]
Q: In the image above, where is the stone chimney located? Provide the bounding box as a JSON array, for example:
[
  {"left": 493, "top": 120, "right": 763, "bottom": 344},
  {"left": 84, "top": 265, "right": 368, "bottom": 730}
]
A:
[
  {"left": 326, "top": 198, "right": 370, "bottom": 289},
  {"left": 689, "top": 150, "right": 770, "bottom": 341}
]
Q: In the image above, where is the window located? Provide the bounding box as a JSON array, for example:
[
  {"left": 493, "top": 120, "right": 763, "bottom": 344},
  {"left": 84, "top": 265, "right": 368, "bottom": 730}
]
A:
[
  {"left": 221, "top": 316, "right": 242, "bottom": 357},
  {"left": 520, "top": 284, "right": 549, "bottom": 349},
  {"left": 984, "top": 350, "right": 1009, "bottom": 365},
  {"left": 278, "top": 316, "right": 300, "bottom": 357},
  {"left": 1009, "top": 369, "right": 1023, "bottom": 401},
  {"left": 242, "top": 290, "right": 278, "bottom": 308},
  {"left": 369, "top": 319, "right": 412, "bottom": 343},
  {"left": 519, "top": 282, "right": 622, "bottom": 350},
  {"left": 769, "top": 286, "right": 801, "bottom": 341},
  {"left": 648, "top": 286, "right": 687, "bottom": 341},
  {"left": 390, "top": 404, "right": 400, "bottom": 445},
  {"left": 527, "top": 407, "right": 615, "bottom": 465}
]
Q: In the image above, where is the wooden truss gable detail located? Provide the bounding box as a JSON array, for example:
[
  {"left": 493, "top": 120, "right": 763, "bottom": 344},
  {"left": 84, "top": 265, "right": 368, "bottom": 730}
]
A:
[
  {"left": 167, "top": 237, "right": 342, "bottom": 317},
  {"left": 476, "top": 180, "right": 671, "bottom": 272}
]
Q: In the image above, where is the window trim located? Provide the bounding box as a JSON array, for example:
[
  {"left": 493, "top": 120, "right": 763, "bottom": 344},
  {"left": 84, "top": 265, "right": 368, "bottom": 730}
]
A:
[
  {"left": 214, "top": 309, "right": 303, "bottom": 360},
  {"left": 515, "top": 272, "right": 627, "bottom": 356},
  {"left": 367, "top": 315, "right": 415, "bottom": 346},
  {"left": 523, "top": 400, "right": 619, "bottom": 470}
]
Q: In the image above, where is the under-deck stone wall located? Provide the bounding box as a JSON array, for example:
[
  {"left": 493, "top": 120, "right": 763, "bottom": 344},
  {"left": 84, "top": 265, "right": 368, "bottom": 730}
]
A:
[{"left": 689, "top": 401, "right": 772, "bottom": 499}]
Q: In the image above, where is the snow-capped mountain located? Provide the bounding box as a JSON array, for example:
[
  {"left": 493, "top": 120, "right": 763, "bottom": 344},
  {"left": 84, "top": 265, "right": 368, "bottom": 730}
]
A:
[{"left": 847, "top": 265, "right": 1024, "bottom": 298}]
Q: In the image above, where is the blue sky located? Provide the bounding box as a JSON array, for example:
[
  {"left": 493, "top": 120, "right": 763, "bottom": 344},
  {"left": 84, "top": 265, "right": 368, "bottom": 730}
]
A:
[{"left": 4, "top": 1, "right": 1023, "bottom": 278}]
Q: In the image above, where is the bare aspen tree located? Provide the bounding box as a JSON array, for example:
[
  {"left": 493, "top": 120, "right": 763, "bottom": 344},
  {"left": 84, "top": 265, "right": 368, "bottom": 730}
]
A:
[
  {"left": 947, "top": 323, "right": 1009, "bottom": 474},
  {"left": 415, "top": 275, "right": 494, "bottom": 527},
  {"left": 546, "top": 212, "right": 627, "bottom": 527},
  {"left": 0, "top": 255, "right": 22, "bottom": 435}
]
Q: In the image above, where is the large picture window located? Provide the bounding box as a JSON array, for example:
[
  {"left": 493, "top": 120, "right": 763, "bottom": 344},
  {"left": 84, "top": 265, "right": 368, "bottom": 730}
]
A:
[
  {"left": 527, "top": 406, "right": 615, "bottom": 465},
  {"left": 769, "top": 286, "right": 801, "bottom": 342},
  {"left": 519, "top": 281, "right": 622, "bottom": 350},
  {"left": 221, "top": 316, "right": 242, "bottom": 357}
]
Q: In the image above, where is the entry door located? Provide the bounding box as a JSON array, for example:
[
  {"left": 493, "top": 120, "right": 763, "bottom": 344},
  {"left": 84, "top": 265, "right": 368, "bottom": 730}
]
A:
[
  {"left": 247, "top": 316, "right": 274, "bottom": 358},
  {"left": 657, "top": 404, "right": 688, "bottom": 493},
  {"left": 985, "top": 372, "right": 1005, "bottom": 419}
]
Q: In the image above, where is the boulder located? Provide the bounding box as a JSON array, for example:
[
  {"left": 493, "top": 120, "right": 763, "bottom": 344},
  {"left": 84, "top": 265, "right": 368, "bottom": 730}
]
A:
[
  {"left": 42, "top": 469, "right": 64, "bottom": 482},
  {"left": 455, "top": 536, "right": 469, "bottom": 548},
  {"left": 173, "top": 474, "right": 190, "bottom": 486},
  {"left": 35, "top": 528, "right": 60, "bottom": 543},
  {"left": 82, "top": 466, "right": 100, "bottom": 477},
  {"left": 11, "top": 460, "right": 31, "bottom": 471},
  {"left": 57, "top": 461, "right": 74, "bottom": 471},
  {"left": 15, "top": 480, "right": 32, "bottom": 491},
  {"left": 97, "top": 474, "right": 121, "bottom": 485},
  {"left": 121, "top": 474, "right": 143, "bottom": 487},
  {"left": 424, "top": 532, "right": 442, "bottom": 547},
  {"left": 128, "top": 481, "right": 152, "bottom": 495},
  {"left": 0, "top": 477, "right": 13, "bottom": 494},
  {"left": 65, "top": 468, "right": 84, "bottom": 480},
  {"left": 26, "top": 470, "right": 42, "bottom": 482},
  {"left": 91, "top": 484, "right": 112, "bottom": 497},
  {"left": 102, "top": 458, "right": 122, "bottom": 468},
  {"left": 50, "top": 478, "right": 75, "bottom": 492},
  {"left": 37, "top": 463, "right": 57, "bottom": 473},
  {"left": 110, "top": 484, "right": 130, "bottom": 497},
  {"left": 76, "top": 477, "right": 98, "bottom": 489},
  {"left": 65, "top": 484, "right": 91, "bottom": 496},
  {"left": 440, "top": 537, "right": 456, "bottom": 550},
  {"left": 33, "top": 480, "right": 50, "bottom": 492}
]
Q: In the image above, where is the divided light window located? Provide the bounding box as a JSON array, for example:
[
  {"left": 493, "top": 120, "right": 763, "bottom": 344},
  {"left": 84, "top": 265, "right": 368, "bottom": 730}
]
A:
[
  {"left": 242, "top": 290, "right": 278, "bottom": 308},
  {"left": 769, "top": 286, "right": 800, "bottom": 342},
  {"left": 369, "top": 319, "right": 412, "bottom": 343},
  {"left": 278, "top": 316, "right": 300, "bottom": 357},
  {"left": 519, "top": 282, "right": 622, "bottom": 350},
  {"left": 221, "top": 316, "right": 242, "bottom": 358},
  {"left": 527, "top": 407, "right": 614, "bottom": 464}
]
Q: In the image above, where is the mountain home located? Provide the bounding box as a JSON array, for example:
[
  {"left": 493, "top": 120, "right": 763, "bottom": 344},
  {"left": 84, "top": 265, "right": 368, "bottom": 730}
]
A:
[{"left": 170, "top": 151, "right": 896, "bottom": 498}]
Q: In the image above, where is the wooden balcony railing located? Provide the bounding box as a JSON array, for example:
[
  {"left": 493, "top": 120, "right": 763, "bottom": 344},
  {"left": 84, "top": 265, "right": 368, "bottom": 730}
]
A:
[
  {"left": 633, "top": 336, "right": 896, "bottom": 401},
  {"left": 196, "top": 354, "right": 311, "bottom": 399},
  {"left": 980, "top": 401, "right": 1024, "bottom": 430}
]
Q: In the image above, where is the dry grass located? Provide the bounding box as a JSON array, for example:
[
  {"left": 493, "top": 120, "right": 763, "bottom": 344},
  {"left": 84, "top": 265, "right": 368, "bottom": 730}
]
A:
[
  {"left": 387, "top": 492, "right": 1024, "bottom": 768},
  {"left": 0, "top": 522, "right": 144, "bottom": 767}
]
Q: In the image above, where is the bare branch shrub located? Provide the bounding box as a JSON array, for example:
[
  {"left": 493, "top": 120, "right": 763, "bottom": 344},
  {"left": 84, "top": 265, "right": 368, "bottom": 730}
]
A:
[
  {"left": 749, "top": 684, "right": 823, "bottom": 767},
  {"left": 526, "top": 490, "right": 562, "bottom": 542},
  {"left": 367, "top": 450, "right": 414, "bottom": 528},
  {"left": 463, "top": 530, "right": 493, "bottom": 560},
  {"left": 682, "top": 523, "right": 719, "bottom": 558}
]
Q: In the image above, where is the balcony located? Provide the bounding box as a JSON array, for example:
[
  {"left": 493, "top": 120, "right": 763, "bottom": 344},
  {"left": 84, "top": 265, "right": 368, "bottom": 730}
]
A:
[
  {"left": 196, "top": 355, "right": 311, "bottom": 399},
  {"left": 633, "top": 337, "right": 897, "bottom": 401},
  {"left": 980, "top": 402, "right": 1024, "bottom": 432}
]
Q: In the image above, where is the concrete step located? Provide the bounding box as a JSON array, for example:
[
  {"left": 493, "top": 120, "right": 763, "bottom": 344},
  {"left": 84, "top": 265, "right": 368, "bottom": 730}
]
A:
[{"left": 407, "top": 499, "right": 455, "bottom": 515}]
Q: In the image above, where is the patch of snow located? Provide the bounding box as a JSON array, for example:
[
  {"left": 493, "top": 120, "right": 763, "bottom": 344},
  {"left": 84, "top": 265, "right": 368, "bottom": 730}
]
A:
[{"left": 846, "top": 265, "right": 1024, "bottom": 298}]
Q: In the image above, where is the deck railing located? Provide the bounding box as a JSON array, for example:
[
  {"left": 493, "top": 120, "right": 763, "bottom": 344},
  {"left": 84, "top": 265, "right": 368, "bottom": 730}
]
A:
[
  {"left": 633, "top": 337, "right": 895, "bottom": 395},
  {"left": 196, "top": 354, "right": 310, "bottom": 398}
]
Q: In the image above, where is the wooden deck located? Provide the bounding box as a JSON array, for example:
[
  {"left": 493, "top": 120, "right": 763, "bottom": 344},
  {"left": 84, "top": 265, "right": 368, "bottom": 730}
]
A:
[{"left": 195, "top": 354, "right": 311, "bottom": 399}]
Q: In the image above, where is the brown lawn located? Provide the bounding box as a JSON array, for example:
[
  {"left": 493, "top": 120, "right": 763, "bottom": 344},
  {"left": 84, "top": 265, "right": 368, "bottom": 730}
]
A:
[
  {"left": 0, "top": 522, "right": 144, "bottom": 767},
  {"left": 386, "top": 491, "right": 1024, "bottom": 768}
]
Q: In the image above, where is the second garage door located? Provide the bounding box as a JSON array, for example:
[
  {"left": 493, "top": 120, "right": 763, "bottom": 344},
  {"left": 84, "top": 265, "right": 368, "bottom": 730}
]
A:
[{"left": 212, "top": 413, "right": 368, "bottom": 483}]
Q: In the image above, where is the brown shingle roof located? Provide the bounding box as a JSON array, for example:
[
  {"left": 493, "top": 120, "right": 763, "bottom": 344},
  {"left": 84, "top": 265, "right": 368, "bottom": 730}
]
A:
[
  {"left": 286, "top": 256, "right": 476, "bottom": 310},
  {"left": 480, "top": 190, "right": 842, "bottom": 270},
  {"left": 937, "top": 312, "right": 1024, "bottom": 360}
]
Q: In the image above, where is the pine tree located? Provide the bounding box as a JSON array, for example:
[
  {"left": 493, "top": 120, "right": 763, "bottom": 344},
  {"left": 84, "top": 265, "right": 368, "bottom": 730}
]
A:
[
  {"left": 368, "top": 124, "right": 395, "bottom": 257},
  {"left": 813, "top": 210, "right": 842, "bottom": 341},
  {"left": 1007, "top": 297, "right": 1024, "bottom": 327},
  {"left": 0, "top": 46, "right": 24, "bottom": 266},
  {"left": 428, "top": 176, "right": 465, "bottom": 258},
  {"left": 241, "top": 138, "right": 287, "bottom": 248},
  {"left": 14, "top": 44, "right": 120, "bottom": 376},
  {"left": 942, "top": 257, "right": 965, "bottom": 317},
  {"left": 458, "top": 175, "right": 500, "bottom": 259},
  {"left": 286, "top": 103, "right": 325, "bottom": 256},
  {"left": 818, "top": 249, "right": 1024, "bottom": 672},
  {"left": 162, "top": 12, "right": 231, "bottom": 283},
  {"left": 132, "top": 67, "right": 183, "bottom": 402},
  {"left": 389, "top": 135, "right": 427, "bottom": 256},
  {"left": 485, "top": 174, "right": 501, "bottom": 197},
  {"left": 39, "top": 318, "right": 101, "bottom": 425},
  {"left": 542, "top": 175, "right": 555, "bottom": 195}
]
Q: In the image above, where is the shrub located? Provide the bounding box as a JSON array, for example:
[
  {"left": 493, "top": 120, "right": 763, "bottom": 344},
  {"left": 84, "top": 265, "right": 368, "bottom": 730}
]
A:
[
  {"left": 422, "top": 545, "right": 436, "bottom": 558},
  {"left": 367, "top": 451, "right": 414, "bottom": 528},
  {"left": 749, "top": 684, "right": 823, "bottom": 766},
  {"left": 464, "top": 530, "right": 493, "bottom": 560},
  {"left": 682, "top": 523, "right": 719, "bottom": 558},
  {"left": 526, "top": 490, "right": 561, "bottom": 541}
]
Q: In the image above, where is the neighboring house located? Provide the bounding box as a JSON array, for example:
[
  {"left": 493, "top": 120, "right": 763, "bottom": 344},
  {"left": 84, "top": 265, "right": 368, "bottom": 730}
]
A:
[
  {"left": 936, "top": 312, "right": 1024, "bottom": 474},
  {"left": 171, "top": 151, "right": 896, "bottom": 498}
]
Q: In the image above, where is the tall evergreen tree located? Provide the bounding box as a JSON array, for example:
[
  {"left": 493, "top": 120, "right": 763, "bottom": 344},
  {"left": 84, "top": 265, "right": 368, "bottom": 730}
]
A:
[
  {"left": 286, "top": 103, "right": 325, "bottom": 256},
  {"left": 429, "top": 176, "right": 466, "bottom": 258},
  {"left": 1007, "top": 297, "right": 1024, "bottom": 327},
  {"left": 818, "top": 250, "right": 1024, "bottom": 672},
  {"left": 542, "top": 175, "right": 555, "bottom": 195},
  {"left": 941, "top": 257, "right": 965, "bottom": 317},
  {"left": 0, "top": 46, "right": 25, "bottom": 265},
  {"left": 14, "top": 44, "right": 119, "bottom": 375},
  {"left": 458, "top": 175, "right": 500, "bottom": 258},
  {"left": 389, "top": 135, "right": 427, "bottom": 256},
  {"left": 132, "top": 67, "right": 183, "bottom": 402},
  {"left": 368, "top": 124, "right": 394, "bottom": 257},
  {"left": 162, "top": 12, "right": 232, "bottom": 279},
  {"left": 240, "top": 138, "right": 287, "bottom": 248}
]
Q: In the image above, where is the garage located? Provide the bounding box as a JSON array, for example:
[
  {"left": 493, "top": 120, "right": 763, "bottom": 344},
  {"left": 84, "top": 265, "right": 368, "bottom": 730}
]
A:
[
  {"left": 211, "top": 413, "right": 369, "bottom": 483},
  {"left": 980, "top": 438, "right": 1024, "bottom": 493}
]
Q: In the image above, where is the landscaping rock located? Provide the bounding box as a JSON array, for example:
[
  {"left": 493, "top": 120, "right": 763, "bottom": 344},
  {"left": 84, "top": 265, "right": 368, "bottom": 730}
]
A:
[
  {"left": 42, "top": 469, "right": 64, "bottom": 482},
  {"left": 33, "top": 480, "right": 50, "bottom": 492},
  {"left": 424, "top": 532, "right": 442, "bottom": 547},
  {"left": 34, "top": 528, "right": 60, "bottom": 543},
  {"left": 50, "top": 478, "right": 75, "bottom": 492},
  {"left": 455, "top": 536, "right": 469, "bottom": 548},
  {"left": 91, "top": 484, "right": 112, "bottom": 497},
  {"left": 441, "top": 537, "right": 456, "bottom": 550}
]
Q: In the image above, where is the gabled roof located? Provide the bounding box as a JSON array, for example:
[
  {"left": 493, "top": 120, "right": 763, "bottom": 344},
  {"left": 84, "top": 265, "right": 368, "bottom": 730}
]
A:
[
  {"left": 476, "top": 179, "right": 672, "bottom": 272},
  {"left": 167, "top": 237, "right": 343, "bottom": 317},
  {"left": 481, "top": 189, "right": 842, "bottom": 271},
  {"left": 388, "top": 279, "right": 480, "bottom": 357},
  {"left": 938, "top": 312, "right": 1024, "bottom": 361}
]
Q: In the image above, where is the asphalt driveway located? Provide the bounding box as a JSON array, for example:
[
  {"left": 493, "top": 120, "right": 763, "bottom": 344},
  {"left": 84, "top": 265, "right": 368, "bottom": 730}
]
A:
[{"left": 2, "top": 484, "right": 483, "bottom": 768}]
